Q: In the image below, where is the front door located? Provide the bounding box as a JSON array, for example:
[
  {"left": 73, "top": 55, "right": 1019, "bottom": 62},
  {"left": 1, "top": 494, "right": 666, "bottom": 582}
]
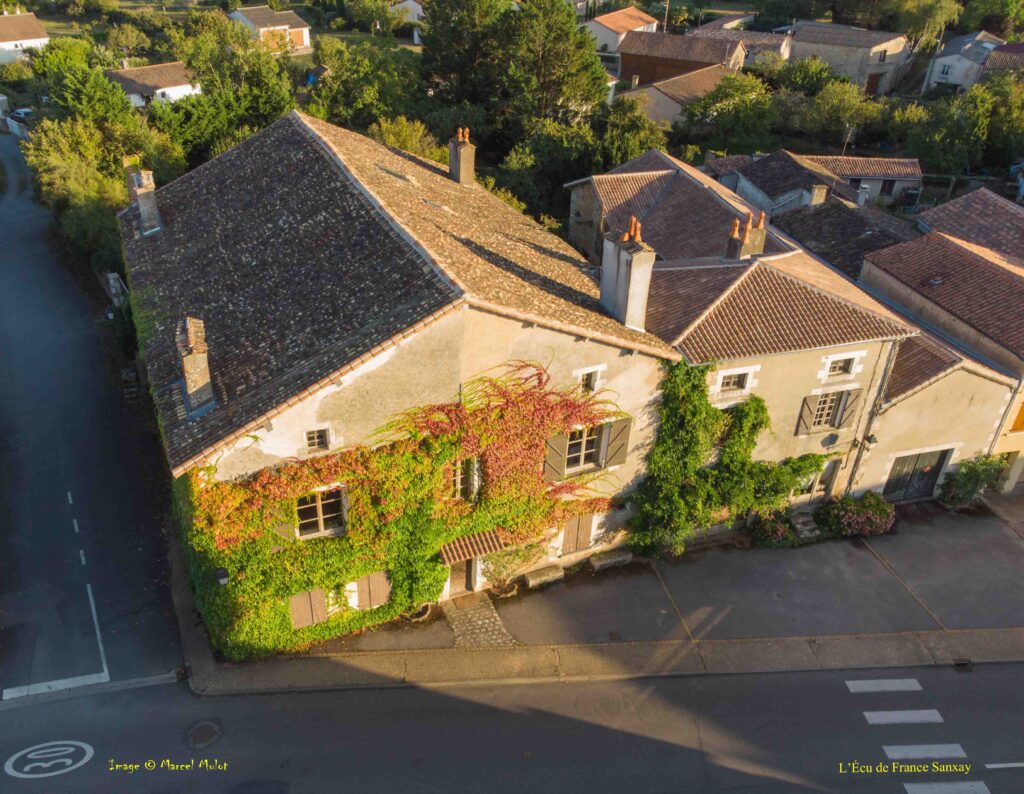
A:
[
  {"left": 865, "top": 72, "right": 882, "bottom": 95},
  {"left": 448, "top": 558, "right": 474, "bottom": 597},
  {"left": 883, "top": 450, "right": 951, "bottom": 502}
]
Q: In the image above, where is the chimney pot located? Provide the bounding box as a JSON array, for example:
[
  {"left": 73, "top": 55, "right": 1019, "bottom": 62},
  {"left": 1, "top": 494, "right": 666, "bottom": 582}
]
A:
[
  {"left": 448, "top": 127, "right": 476, "bottom": 186},
  {"left": 176, "top": 317, "right": 215, "bottom": 415},
  {"left": 601, "top": 227, "right": 656, "bottom": 332}
]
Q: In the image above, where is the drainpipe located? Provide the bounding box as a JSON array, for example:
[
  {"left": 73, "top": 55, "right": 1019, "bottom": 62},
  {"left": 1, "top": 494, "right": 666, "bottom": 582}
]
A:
[{"left": 845, "top": 338, "right": 901, "bottom": 497}]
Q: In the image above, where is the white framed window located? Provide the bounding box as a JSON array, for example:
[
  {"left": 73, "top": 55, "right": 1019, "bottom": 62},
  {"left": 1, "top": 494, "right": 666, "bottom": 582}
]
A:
[
  {"left": 306, "top": 428, "right": 329, "bottom": 450},
  {"left": 573, "top": 363, "right": 607, "bottom": 393},
  {"left": 566, "top": 426, "right": 602, "bottom": 471},
  {"left": 827, "top": 358, "right": 854, "bottom": 377},
  {"left": 710, "top": 365, "right": 760, "bottom": 403},
  {"left": 940, "top": 63, "right": 951, "bottom": 76},
  {"left": 296, "top": 486, "right": 347, "bottom": 539},
  {"left": 451, "top": 457, "right": 482, "bottom": 501},
  {"left": 817, "top": 351, "right": 866, "bottom": 383}
]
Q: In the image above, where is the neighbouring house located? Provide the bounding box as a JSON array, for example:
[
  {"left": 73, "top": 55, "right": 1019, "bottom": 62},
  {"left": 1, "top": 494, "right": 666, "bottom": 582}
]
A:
[
  {"left": 859, "top": 188, "right": 1024, "bottom": 494},
  {"left": 0, "top": 11, "right": 47, "bottom": 64},
  {"left": 790, "top": 21, "right": 909, "bottom": 95},
  {"left": 391, "top": 0, "right": 422, "bottom": 44},
  {"left": 584, "top": 7, "right": 658, "bottom": 54},
  {"left": 981, "top": 42, "right": 1024, "bottom": 77},
  {"left": 732, "top": 150, "right": 857, "bottom": 219},
  {"left": 105, "top": 62, "right": 201, "bottom": 109},
  {"left": 702, "top": 152, "right": 754, "bottom": 190},
  {"left": 924, "top": 31, "right": 1004, "bottom": 93},
  {"left": 618, "top": 30, "right": 744, "bottom": 86},
  {"left": 689, "top": 27, "right": 792, "bottom": 67},
  {"left": 230, "top": 5, "right": 311, "bottom": 53},
  {"left": 693, "top": 13, "right": 753, "bottom": 31},
  {"left": 771, "top": 196, "right": 919, "bottom": 278},
  {"left": 118, "top": 111, "right": 674, "bottom": 645},
  {"left": 616, "top": 64, "right": 733, "bottom": 124},
  {"left": 802, "top": 155, "right": 922, "bottom": 207}
]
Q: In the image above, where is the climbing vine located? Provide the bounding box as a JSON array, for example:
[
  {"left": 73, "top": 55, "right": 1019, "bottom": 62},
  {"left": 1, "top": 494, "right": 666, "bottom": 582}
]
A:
[
  {"left": 176, "top": 363, "right": 621, "bottom": 660},
  {"left": 630, "top": 361, "right": 828, "bottom": 554}
]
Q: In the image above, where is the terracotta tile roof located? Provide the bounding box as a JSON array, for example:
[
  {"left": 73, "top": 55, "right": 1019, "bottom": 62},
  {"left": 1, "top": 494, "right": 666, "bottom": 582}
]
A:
[
  {"left": 105, "top": 62, "right": 195, "bottom": 95},
  {"left": 983, "top": 42, "right": 1024, "bottom": 72},
  {"left": 647, "top": 256, "right": 912, "bottom": 363},
  {"left": 793, "top": 21, "right": 904, "bottom": 49},
  {"left": 865, "top": 231, "right": 1024, "bottom": 358},
  {"left": 579, "top": 149, "right": 788, "bottom": 261},
  {"left": 439, "top": 530, "right": 504, "bottom": 565},
  {"left": 619, "top": 31, "right": 741, "bottom": 64},
  {"left": 885, "top": 335, "right": 962, "bottom": 402},
  {"left": 590, "top": 6, "right": 657, "bottom": 34},
  {"left": 645, "top": 261, "right": 747, "bottom": 343},
  {"left": 121, "top": 113, "right": 675, "bottom": 473},
  {"left": 804, "top": 155, "right": 921, "bottom": 180},
  {"left": 772, "top": 198, "right": 919, "bottom": 278},
  {"left": 649, "top": 64, "right": 733, "bottom": 104},
  {"left": 917, "top": 188, "right": 1024, "bottom": 264},
  {"left": 737, "top": 150, "right": 855, "bottom": 200},
  {"left": 234, "top": 5, "right": 310, "bottom": 29},
  {"left": 689, "top": 27, "right": 790, "bottom": 57},
  {"left": 703, "top": 153, "right": 754, "bottom": 177},
  {"left": 0, "top": 12, "right": 46, "bottom": 43}
]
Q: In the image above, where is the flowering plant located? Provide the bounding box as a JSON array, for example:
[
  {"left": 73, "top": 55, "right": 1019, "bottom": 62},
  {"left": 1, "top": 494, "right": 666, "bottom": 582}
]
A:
[{"left": 814, "top": 491, "right": 895, "bottom": 537}]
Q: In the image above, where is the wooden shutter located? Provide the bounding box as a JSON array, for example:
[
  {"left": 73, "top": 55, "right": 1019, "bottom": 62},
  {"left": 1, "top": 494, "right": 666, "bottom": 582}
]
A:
[
  {"left": 356, "top": 576, "right": 371, "bottom": 609},
  {"left": 289, "top": 588, "right": 327, "bottom": 629},
  {"left": 796, "top": 396, "right": 819, "bottom": 435},
  {"left": 562, "top": 514, "right": 594, "bottom": 555},
  {"left": 543, "top": 434, "right": 569, "bottom": 481},
  {"left": 603, "top": 418, "right": 632, "bottom": 467},
  {"left": 838, "top": 389, "right": 863, "bottom": 429},
  {"left": 368, "top": 571, "right": 391, "bottom": 608},
  {"left": 1011, "top": 404, "right": 1024, "bottom": 434}
]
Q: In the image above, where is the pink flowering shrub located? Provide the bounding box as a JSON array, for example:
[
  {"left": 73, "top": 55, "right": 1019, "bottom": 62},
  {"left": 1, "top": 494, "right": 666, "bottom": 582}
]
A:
[
  {"left": 814, "top": 492, "right": 895, "bottom": 537},
  {"left": 748, "top": 511, "right": 798, "bottom": 547}
]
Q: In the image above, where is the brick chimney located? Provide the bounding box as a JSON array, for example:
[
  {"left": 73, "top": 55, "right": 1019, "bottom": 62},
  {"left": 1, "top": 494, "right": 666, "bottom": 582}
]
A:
[
  {"left": 448, "top": 127, "right": 476, "bottom": 186},
  {"left": 176, "top": 317, "right": 215, "bottom": 415},
  {"left": 724, "top": 212, "right": 767, "bottom": 259},
  {"left": 600, "top": 215, "right": 656, "bottom": 332},
  {"left": 123, "top": 156, "right": 162, "bottom": 237}
]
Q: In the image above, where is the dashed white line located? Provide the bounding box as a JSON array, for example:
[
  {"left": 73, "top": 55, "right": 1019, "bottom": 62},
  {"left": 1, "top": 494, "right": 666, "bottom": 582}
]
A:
[
  {"left": 985, "top": 762, "right": 1024, "bottom": 769},
  {"left": 72, "top": 518, "right": 79, "bottom": 534},
  {"left": 903, "top": 784, "right": 990, "bottom": 793},
  {"left": 864, "top": 709, "right": 944, "bottom": 725},
  {"left": 847, "top": 678, "right": 922, "bottom": 693},
  {"left": 67, "top": 491, "right": 73, "bottom": 504},
  {"left": 885, "top": 744, "right": 966, "bottom": 760},
  {"left": 79, "top": 549, "right": 86, "bottom": 566}
]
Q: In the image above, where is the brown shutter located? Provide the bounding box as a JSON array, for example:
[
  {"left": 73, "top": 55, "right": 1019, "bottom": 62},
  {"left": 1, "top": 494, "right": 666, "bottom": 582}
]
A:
[
  {"left": 309, "top": 588, "right": 328, "bottom": 624},
  {"left": 356, "top": 576, "right": 371, "bottom": 610},
  {"left": 796, "top": 396, "right": 819, "bottom": 435},
  {"left": 289, "top": 592, "right": 313, "bottom": 629},
  {"left": 368, "top": 571, "right": 391, "bottom": 608},
  {"left": 838, "top": 389, "right": 863, "bottom": 429},
  {"left": 562, "top": 516, "right": 580, "bottom": 555},
  {"left": 543, "top": 434, "right": 569, "bottom": 481},
  {"left": 1012, "top": 404, "right": 1024, "bottom": 434},
  {"left": 603, "top": 418, "right": 632, "bottom": 467}
]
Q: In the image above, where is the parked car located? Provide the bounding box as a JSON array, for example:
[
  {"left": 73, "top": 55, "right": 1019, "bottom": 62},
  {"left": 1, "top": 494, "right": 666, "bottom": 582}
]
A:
[{"left": 9, "top": 108, "right": 33, "bottom": 122}]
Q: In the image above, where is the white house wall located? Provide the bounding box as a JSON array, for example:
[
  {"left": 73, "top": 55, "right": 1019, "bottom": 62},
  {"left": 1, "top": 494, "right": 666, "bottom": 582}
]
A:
[{"left": 0, "top": 37, "right": 48, "bottom": 63}]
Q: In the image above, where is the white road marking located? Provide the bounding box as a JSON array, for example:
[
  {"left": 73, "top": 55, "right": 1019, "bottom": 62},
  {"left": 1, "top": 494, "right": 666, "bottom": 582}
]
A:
[
  {"left": 985, "top": 762, "right": 1024, "bottom": 769},
  {"left": 885, "top": 745, "right": 966, "bottom": 760},
  {"left": 864, "top": 709, "right": 944, "bottom": 725},
  {"left": 847, "top": 678, "right": 922, "bottom": 693},
  {"left": 4, "top": 740, "right": 94, "bottom": 778},
  {"left": 66, "top": 491, "right": 73, "bottom": 504},
  {"left": 79, "top": 550, "right": 86, "bottom": 566},
  {"left": 86, "top": 584, "right": 109, "bottom": 677},
  {"left": 72, "top": 519, "right": 79, "bottom": 534},
  {"left": 903, "top": 784, "right": 990, "bottom": 793}
]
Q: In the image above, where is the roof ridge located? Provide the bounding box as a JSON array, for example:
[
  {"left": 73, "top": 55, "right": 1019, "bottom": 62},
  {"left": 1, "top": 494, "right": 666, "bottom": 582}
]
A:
[{"left": 671, "top": 261, "right": 754, "bottom": 348}]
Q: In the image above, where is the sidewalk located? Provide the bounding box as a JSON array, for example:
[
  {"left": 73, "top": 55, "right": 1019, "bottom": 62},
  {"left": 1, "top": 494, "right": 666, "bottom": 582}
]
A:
[{"left": 173, "top": 503, "right": 1024, "bottom": 695}]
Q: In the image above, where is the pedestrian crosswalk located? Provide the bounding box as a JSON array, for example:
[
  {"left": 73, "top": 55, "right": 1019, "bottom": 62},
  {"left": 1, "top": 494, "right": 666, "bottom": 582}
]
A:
[{"left": 845, "top": 676, "right": 992, "bottom": 794}]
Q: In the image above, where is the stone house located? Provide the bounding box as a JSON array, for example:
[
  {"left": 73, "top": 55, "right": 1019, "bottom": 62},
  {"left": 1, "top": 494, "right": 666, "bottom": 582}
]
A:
[
  {"left": 802, "top": 156, "right": 922, "bottom": 207},
  {"left": 859, "top": 189, "right": 1024, "bottom": 494},
  {"left": 584, "top": 7, "right": 658, "bottom": 54},
  {"left": 790, "top": 21, "right": 909, "bottom": 95},
  {"left": 0, "top": 11, "right": 47, "bottom": 64},
  {"left": 230, "top": 6, "right": 311, "bottom": 53},
  {"left": 615, "top": 64, "right": 732, "bottom": 124},
  {"left": 924, "top": 31, "right": 1004, "bottom": 93},
  {"left": 618, "top": 31, "right": 744, "bottom": 86},
  {"left": 105, "top": 62, "right": 201, "bottom": 109},
  {"left": 119, "top": 111, "right": 676, "bottom": 621},
  {"left": 688, "top": 27, "right": 792, "bottom": 67}
]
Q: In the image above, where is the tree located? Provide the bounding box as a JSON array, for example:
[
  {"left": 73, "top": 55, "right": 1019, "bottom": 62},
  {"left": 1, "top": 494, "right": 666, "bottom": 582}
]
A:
[
  {"left": 307, "top": 38, "right": 424, "bottom": 130},
  {"left": 347, "top": 0, "right": 406, "bottom": 33},
  {"left": 30, "top": 37, "right": 94, "bottom": 82},
  {"left": 107, "top": 23, "right": 151, "bottom": 56},
  {"left": 961, "top": 0, "right": 1024, "bottom": 36},
  {"left": 801, "top": 80, "right": 883, "bottom": 144},
  {"left": 368, "top": 116, "right": 448, "bottom": 163},
  {"left": 51, "top": 67, "right": 135, "bottom": 128},
  {"left": 777, "top": 56, "right": 837, "bottom": 96},
  {"left": 904, "top": 84, "right": 995, "bottom": 172},
  {"left": 983, "top": 72, "right": 1024, "bottom": 169},
  {"left": 592, "top": 95, "right": 667, "bottom": 170},
  {"left": 420, "top": 0, "right": 511, "bottom": 108},
  {"left": 888, "top": 0, "right": 962, "bottom": 51},
  {"left": 683, "top": 72, "right": 777, "bottom": 152}
]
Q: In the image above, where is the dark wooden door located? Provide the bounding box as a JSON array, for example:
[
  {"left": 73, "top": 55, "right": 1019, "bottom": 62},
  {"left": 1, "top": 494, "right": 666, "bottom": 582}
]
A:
[
  {"left": 865, "top": 73, "right": 882, "bottom": 95},
  {"left": 883, "top": 450, "right": 950, "bottom": 502},
  {"left": 449, "top": 559, "right": 472, "bottom": 596}
]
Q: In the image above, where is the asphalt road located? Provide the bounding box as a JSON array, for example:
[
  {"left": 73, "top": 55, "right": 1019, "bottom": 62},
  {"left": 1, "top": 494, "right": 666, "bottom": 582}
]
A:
[
  {"left": 0, "top": 134, "right": 180, "bottom": 698},
  {"left": 2, "top": 664, "right": 1023, "bottom": 793}
]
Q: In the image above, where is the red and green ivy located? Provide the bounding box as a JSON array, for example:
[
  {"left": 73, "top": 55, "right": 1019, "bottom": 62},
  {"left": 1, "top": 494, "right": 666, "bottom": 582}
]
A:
[{"left": 176, "top": 363, "right": 622, "bottom": 660}]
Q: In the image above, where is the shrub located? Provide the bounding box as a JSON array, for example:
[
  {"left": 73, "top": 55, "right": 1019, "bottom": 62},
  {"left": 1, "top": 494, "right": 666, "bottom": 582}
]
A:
[
  {"left": 814, "top": 491, "right": 895, "bottom": 538},
  {"left": 938, "top": 453, "right": 1006, "bottom": 508},
  {"left": 748, "top": 511, "right": 798, "bottom": 548}
]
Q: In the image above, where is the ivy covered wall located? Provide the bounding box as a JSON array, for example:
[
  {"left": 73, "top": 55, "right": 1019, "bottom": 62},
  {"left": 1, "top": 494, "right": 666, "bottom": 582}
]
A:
[{"left": 175, "top": 364, "right": 621, "bottom": 660}]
